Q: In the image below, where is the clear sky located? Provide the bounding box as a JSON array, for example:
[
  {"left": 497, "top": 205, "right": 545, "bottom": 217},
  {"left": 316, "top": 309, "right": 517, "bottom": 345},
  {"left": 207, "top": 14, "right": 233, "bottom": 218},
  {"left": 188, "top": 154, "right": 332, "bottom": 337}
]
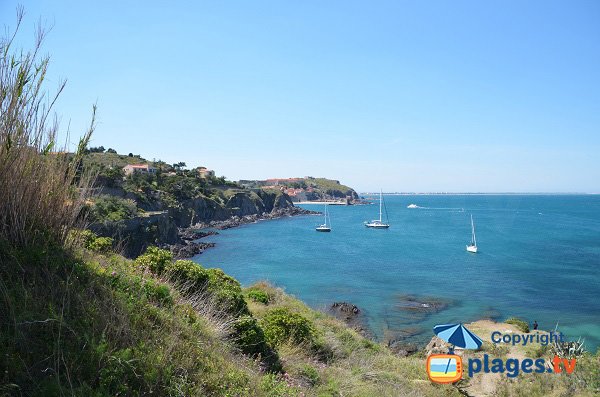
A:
[{"left": 2, "top": 1, "right": 599, "bottom": 192}]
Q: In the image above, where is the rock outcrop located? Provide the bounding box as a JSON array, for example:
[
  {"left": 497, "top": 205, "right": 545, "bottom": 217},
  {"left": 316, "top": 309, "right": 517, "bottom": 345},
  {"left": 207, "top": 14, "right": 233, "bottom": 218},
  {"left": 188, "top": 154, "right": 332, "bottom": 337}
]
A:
[
  {"left": 328, "top": 302, "right": 372, "bottom": 338},
  {"left": 91, "top": 190, "right": 313, "bottom": 258}
]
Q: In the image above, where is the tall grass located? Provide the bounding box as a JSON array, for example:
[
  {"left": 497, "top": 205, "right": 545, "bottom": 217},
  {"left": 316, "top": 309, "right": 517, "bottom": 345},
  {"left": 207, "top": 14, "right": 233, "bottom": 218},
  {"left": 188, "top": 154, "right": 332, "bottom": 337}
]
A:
[{"left": 0, "top": 7, "right": 95, "bottom": 250}]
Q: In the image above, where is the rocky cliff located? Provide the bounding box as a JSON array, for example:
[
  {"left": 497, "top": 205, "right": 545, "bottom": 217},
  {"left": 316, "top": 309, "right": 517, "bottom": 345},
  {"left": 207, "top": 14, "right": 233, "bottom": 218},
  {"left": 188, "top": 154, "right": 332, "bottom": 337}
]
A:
[{"left": 91, "top": 189, "right": 300, "bottom": 258}]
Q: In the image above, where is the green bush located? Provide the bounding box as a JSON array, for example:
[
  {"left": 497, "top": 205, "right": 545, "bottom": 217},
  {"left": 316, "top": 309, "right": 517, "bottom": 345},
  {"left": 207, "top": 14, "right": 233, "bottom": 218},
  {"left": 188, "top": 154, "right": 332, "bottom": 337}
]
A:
[
  {"left": 87, "top": 236, "right": 114, "bottom": 253},
  {"left": 233, "top": 316, "right": 267, "bottom": 355},
  {"left": 165, "top": 259, "right": 209, "bottom": 289},
  {"left": 91, "top": 195, "right": 138, "bottom": 222},
  {"left": 73, "top": 229, "right": 113, "bottom": 252},
  {"left": 206, "top": 268, "right": 249, "bottom": 316},
  {"left": 98, "top": 348, "right": 145, "bottom": 395},
  {"left": 77, "top": 229, "right": 97, "bottom": 246},
  {"left": 143, "top": 279, "right": 173, "bottom": 306},
  {"left": 135, "top": 246, "right": 173, "bottom": 274},
  {"left": 247, "top": 288, "right": 270, "bottom": 304},
  {"left": 298, "top": 364, "right": 320, "bottom": 386},
  {"left": 259, "top": 374, "right": 298, "bottom": 397},
  {"left": 260, "top": 307, "right": 316, "bottom": 347},
  {"left": 232, "top": 316, "right": 281, "bottom": 372},
  {"left": 506, "top": 317, "right": 530, "bottom": 333}
]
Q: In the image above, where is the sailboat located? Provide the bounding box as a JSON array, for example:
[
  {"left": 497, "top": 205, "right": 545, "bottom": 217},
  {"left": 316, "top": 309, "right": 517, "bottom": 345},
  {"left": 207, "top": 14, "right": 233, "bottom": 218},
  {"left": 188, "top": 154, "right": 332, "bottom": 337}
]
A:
[
  {"left": 466, "top": 214, "right": 478, "bottom": 253},
  {"left": 316, "top": 204, "right": 331, "bottom": 232},
  {"left": 365, "top": 190, "right": 390, "bottom": 228}
]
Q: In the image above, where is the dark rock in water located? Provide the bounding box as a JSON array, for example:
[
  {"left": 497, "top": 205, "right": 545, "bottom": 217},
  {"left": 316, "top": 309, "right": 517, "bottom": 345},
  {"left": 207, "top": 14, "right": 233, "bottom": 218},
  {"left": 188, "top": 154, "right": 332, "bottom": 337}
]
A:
[
  {"left": 179, "top": 228, "right": 218, "bottom": 241},
  {"left": 168, "top": 241, "right": 216, "bottom": 259},
  {"left": 328, "top": 302, "right": 373, "bottom": 339},
  {"left": 480, "top": 308, "right": 501, "bottom": 321},
  {"left": 395, "top": 294, "right": 451, "bottom": 322},
  {"left": 331, "top": 302, "right": 361, "bottom": 316},
  {"left": 396, "top": 294, "right": 448, "bottom": 313},
  {"left": 199, "top": 207, "right": 317, "bottom": 230}
]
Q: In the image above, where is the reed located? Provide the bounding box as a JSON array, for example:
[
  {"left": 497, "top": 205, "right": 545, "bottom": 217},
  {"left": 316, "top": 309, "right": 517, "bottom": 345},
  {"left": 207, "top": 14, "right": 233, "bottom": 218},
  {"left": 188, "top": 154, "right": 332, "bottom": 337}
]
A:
[{"left": 0, "top": 7, "right": 96, "bottom": 251}]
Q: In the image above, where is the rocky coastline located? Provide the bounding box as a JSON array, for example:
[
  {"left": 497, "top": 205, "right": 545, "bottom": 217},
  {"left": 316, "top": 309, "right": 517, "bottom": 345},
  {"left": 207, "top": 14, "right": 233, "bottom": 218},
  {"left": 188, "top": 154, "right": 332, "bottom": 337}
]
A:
[{"left": 166, "top": 206, "right": 318, "bottom": 259}]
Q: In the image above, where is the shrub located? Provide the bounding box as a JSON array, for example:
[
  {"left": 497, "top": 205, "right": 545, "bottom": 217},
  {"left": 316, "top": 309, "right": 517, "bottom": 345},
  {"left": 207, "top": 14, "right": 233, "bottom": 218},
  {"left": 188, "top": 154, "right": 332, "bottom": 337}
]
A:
[
  {"left": 135, "top": 246, "right": 173, "bottom": 274},
  {"left": 143, "top": 279, "right": 173, "bottom": 306},
  {"left": 87, "top": 236, "right": 113, "bottom": 253},
  {"left": 258, "top": 374, "right": 298, "bottom": 397},
  {"left": 91, "top": 195, "right": 138, "bottom": 222},
  {"left": 247, "top": 288, "right": 270, "bottom": 304},
  {"left": 232, "top": 315, "right": 281, "bottom": 373},
  {"left": 75, "top": 229, "right": 98, "bottom": 246},
  {"left": 260, "top": 307, "right": 316, "bottom": 347},
  {"left": 72, "top": 229, "right": 113, "bottom": 252},
  {"left": 206, "top": 268, "right": 249, "bottom": 316},
  {"left": 165, "top": 259, "right": 209, "bottom": 289},
  {"left": 506, "top": 317, "right": 530, "bottom": 333},
  {"left": 98, "top": 348, "right": 145, "bottom": 394},
  {"left": 298, "top": 364, "right": 320, "bottom": 386}
]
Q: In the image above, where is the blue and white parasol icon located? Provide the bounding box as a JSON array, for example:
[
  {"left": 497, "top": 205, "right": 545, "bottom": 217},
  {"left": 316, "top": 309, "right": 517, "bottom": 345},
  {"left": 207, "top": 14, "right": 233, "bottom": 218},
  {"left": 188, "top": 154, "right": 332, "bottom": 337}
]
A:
[{"left": 433, "top": 323, "right": 483, "bottom": 350}]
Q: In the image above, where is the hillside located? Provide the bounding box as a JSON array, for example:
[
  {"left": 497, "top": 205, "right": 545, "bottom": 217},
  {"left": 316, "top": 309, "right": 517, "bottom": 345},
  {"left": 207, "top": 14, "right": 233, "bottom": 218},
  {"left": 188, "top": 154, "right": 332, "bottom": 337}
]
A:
[
  {"left": 80, "top": 150, "right": 310, "bottom": 257},
  {"left": 239, "top": 177, "right": 359, "bottom": 203},
  {"left": 0, "top": 237, "right": 466, "bottom": 396}
]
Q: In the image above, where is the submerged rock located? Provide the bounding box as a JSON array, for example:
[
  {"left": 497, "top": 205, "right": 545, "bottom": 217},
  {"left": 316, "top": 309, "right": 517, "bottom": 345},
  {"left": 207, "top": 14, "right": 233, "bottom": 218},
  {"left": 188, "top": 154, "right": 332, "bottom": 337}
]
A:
[
  {"left": 331, "top": 302, "right": 361, "bottom": 317},
  {"left": 396, "top": 294, "right": 449, "bottom": 313}
]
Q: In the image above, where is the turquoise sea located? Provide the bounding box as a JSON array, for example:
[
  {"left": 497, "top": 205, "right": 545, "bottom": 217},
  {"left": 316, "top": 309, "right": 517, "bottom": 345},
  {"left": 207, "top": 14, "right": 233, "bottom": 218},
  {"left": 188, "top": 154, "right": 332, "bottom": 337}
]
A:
[{"left": 193, "top": 195, "right": 600, "bottom": 350}]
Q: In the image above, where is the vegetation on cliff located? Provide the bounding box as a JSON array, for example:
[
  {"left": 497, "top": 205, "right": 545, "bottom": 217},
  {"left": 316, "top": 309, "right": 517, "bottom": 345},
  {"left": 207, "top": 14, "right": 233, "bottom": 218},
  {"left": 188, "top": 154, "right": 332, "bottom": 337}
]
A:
[
  {"left": 79, "top": 149, "right": 299, "bottom": 257},
  {"left": 239, "top": 177, "right": 359, "bottom": 201}
]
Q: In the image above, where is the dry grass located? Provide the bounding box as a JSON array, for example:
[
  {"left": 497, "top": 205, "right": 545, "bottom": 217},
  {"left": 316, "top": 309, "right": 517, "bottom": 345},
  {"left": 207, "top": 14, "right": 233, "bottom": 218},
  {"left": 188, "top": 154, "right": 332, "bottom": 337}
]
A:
[
  {"left": 244, "top": 281, "right": 463, "bottom": 397},
  {"left": 0, "top": 7, "right": 96, "bottom": 251}
]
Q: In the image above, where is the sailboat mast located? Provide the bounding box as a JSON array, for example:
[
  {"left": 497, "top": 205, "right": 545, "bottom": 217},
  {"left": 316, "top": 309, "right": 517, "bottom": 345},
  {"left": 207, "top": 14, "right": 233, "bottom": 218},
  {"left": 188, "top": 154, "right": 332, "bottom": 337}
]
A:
[
  {"left": 471, "top": 215, "right": 476, "bottom": 246},
  {"left": 379, "top": 190, "right": 383, "bottom": 222}
]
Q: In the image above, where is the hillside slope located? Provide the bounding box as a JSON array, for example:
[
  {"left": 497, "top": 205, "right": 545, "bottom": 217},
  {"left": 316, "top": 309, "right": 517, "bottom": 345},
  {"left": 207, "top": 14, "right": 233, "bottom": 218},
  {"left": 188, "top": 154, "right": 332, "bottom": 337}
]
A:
[
  {"left": 0, "top": 239, "right": 464, "bottom": 397},
  {"left": 82, "top": 151, "right": 309, "bottom": 257},
  {"left": 239, "top": 177, "right": 359, "bottom": 202}
]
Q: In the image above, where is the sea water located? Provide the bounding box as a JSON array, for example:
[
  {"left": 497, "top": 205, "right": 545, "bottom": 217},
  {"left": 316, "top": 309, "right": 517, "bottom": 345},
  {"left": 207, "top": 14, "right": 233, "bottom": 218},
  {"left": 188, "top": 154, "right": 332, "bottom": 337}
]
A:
[{"left": 193, "top": 195, "right": 600, "bottom": 350}]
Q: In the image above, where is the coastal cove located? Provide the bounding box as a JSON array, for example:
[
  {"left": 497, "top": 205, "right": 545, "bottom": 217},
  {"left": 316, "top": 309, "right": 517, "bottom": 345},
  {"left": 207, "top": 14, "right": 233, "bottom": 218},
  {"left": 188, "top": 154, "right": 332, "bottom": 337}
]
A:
[{"left": 194, "top": 194, "right": 600, "bottom": 351}]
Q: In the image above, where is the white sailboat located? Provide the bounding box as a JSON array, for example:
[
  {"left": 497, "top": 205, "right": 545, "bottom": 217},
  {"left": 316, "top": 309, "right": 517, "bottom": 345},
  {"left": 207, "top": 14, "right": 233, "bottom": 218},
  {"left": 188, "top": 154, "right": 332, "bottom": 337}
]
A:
[
  {"left": 316, "top": 204, "right": 331, "bottom": 232},
  {"left": 466, "top": 214, "right": 478, "bottom": 253},
  {"left": 365, "top": 190, "right": 390, "bottom": 228}
]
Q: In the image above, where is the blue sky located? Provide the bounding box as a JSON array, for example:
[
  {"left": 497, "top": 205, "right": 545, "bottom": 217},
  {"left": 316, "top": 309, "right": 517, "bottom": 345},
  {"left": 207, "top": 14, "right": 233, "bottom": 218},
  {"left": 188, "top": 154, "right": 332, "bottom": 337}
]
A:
[{"left": 2, "top": 1, "right": 599, "bottom": 192}]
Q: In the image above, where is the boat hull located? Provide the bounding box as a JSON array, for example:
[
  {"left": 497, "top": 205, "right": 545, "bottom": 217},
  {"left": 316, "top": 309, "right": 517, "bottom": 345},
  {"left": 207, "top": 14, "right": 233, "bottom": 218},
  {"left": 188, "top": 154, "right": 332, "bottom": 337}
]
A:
[
  {"left": 316, "top": 227, "right": 331, "bottom": 232},
  {"left": 466, "top": 245, "right": 478, "bottom": 253},
  {"left": 365, "top": 223, "right": 390, "bottom": 229}
]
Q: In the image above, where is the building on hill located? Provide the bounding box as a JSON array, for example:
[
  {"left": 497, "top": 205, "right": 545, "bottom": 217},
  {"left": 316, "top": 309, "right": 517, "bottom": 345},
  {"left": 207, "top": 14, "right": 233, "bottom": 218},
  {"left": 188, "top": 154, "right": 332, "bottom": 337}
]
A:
[
  {"left": 197, "top": 167, "right": 215, "bottom": 178},
  {"left": 123, "top": 164, "right": 157, "bottom": 176}
]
